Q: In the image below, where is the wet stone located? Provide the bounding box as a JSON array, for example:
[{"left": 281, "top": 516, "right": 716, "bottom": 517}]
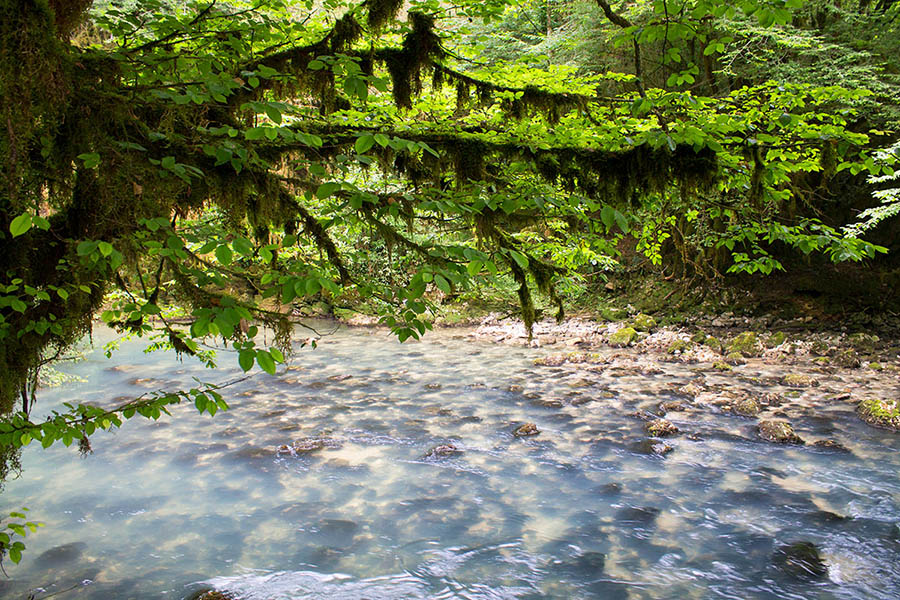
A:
[
  {"left": 811, "top": 439, "right": 851, "bottom": 452},
  {"left": 645, "top": 418, "right": 679, "bottom": 437},
  {"left": 633, "top": 439, "right": 673, "bottom": 456},
  {"left": 757, "top": 420, "right": 804, "bottom": 444},
  {"left": 781, "top": 373, "right": 817, "bottom": 387},
  {"left": 513, "top": 422, "right": 540, "bottom": 437},
  {"left": 658, "top": 400, "right": 687, "bottom": 413},
  {"left": 594, "top": 482, "right": 622, "bottom": 496},
  {"left": 732, "top": 397, "right": 761, "bottom": 417},
  {"left": 772, "top": 541, "right": 828, "bottom": 579},
  {"left": 615, "top": 506, "right": 661, "bottom": 526},
  {"left": 857, "top": 398, "right": 900, "bottom": 432}
]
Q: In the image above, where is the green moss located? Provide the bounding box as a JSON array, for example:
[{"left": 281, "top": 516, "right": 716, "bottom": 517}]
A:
[
  {"left": 765, "top": 331, "right": 787, "bottom": 348},
  {"left": 667, "top": 339, "right": 691, "bottom": 354},
  {"left": 631, "top": 313, "right": 656, "bottom": 332},
  {"left": 711, "top": 361, "right": 732, "bottom": 371},
  {"left": 727, "top": 331, "right": 761, "bottom": 357},
  {"left": 608, "top": 327, "right": 637, "bottom": 347},
  {"left": 857, "top": 398, "right": 900, "bottom": 432}
]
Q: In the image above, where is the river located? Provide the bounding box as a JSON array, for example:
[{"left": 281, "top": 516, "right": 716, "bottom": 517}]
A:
[{"left": 1, "top": 323, "right": 899, "bottom": 599}]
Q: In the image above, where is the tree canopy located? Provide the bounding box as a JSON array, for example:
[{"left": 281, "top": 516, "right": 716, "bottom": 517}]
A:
[{"left": 0, "top": 0, "right": 897, "bottom": 469}]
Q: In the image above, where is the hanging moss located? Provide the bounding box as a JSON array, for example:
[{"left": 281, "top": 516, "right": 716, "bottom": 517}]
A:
[{"left": 366, "top": 0, "right": 404, "bottom": 31}]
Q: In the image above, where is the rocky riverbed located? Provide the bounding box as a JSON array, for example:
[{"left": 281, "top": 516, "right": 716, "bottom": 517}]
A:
[{"left": 470, "top": 313, "right": 900, "bottom": 436}]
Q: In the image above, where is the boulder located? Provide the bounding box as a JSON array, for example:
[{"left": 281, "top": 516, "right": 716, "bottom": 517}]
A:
[
  {"left": 764, "top": 331, "right": 787, "bottom": 348},
  {"left": 758, "top": 420, "right": 804, "bottom": 444},
  {"left": 633, "top": 439, "right": 673, "bottom": 456},
  {"left": 608, "top": 327, "right": 637, "bottom": 347},
  {"left": 857, "top": 398, "right": 900, "bottom": 432},
  {"left": 667, "top": 339, "right": 691, "bottom": 354},
  {"left": 711, "top": 361, "right": 732, "bottom": 372}
]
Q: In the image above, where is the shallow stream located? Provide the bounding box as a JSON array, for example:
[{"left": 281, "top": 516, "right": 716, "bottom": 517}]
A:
[{"left": 2, "top": 324, "right": 899, "bottom": 599}]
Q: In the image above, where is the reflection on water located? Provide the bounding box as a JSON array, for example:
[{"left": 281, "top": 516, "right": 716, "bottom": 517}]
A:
[{"left": 2, "top": 324, "right": 899, "bottom": 599}]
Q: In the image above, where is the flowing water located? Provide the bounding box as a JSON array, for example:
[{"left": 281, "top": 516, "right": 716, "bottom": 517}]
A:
[{"left": 2, "top": 324, "right": 899, "bottom": 599}]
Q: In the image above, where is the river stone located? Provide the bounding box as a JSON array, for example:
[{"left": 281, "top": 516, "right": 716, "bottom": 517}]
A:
[
  {"left": 608, "top": 327, "right": 637, "bottom": 347},
  {"left": 513, "top": 422, "right": 540, "bottom": 437},
  {"left": 857, "top": 398, "right": 900, "bottom": 432},
  {"left": 704, "top": 335, "right": 723, "bottom": 353},
  {"left": 772, "top": 541, "right": 828, "bottom": 579},
  {"left": 711, "top": 360, "right": 732, "bottom": 371},
  {"left": 631, "top": 313, "right": 656, "bottom": 332},
  {"left": 809, "top": 339, "right": 831, "bottom": 356},
  {"left": 645, "top": 418, "right": 678, "bottom": 437},
  {"left": 725, "top": 352, "right": 746, "bottom": 365},
  {"left": 690, "top": 331, "right": 707, "bottom": 344},
  {"left": 188, "top": 591, "right": 235, "bottom": 600},
  {"left": 781, "top": 373, "right": 816, "bottom": 387},
  {"left": 425, "top": 443, "right": 463, "bottom": 458},
  {"left": 733, "top": 397, "right": 761, "bottom": 417},
  {"left": 811, "top": 439, "right": 850, "bottom": 452},
  {"left": 727, "top": 331, "right": 762, "bottom": 357},
  {"left": 758, "top": 420, "right": 804, "bottom": 444},
  {"left": 34, "top": 542, "right": 87, "bottom": 567},
  {"left": 832, "top": 349, "right": 860, "bottom": 368}
]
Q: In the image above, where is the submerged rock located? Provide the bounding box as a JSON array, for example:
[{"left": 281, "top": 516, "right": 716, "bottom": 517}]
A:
[
  {"left": 658, "top": 400, "right": 687, "bottom": 413},
  {"left": 608, "top": 327, "right": 637, "bottom": 347},
  {"left": 34, "top": 542, "right": 87, "bottom": 567},
  {"left": 758, "top": 420, "right": 804, "bottom": 444},
  {"left": 857, "top": 398, "right": 900, "bottom": 432},
  {"left": 772, "top": 541, "right": 828, "bottom": 579},
  {"left": 812, "top": 439, "right": 851, "bottom": 452},
  {"left": 633, "top": 439, "right": 673, "bottom": 456},
  {"left": 277, "top": 436, "right": 341, "bottom": 455},
  {"left": 645, "top": 418, "right": 679, "bottom": 437},
  {"left": 424, "top": 444, "right": 463, "bottom": 458},
  {"left": 187, "top": 591, "right": 235, "bottom": 600},
  {"left": 513, "top": 422, "right": 540, "bottom": 437}
]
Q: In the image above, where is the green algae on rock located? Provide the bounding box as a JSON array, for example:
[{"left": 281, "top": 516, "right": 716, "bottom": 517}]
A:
[
  {"left": 646, "top": 418, "right": 679, "bottom": 437},
  {"left": 758, "top": 420, "right": 804, "bottom": 444},
  {"left": 857, "top": 398, "right": 900, "bottom": 432},
  {"left": 781, "top": 373, "right": 817, "bottom": 387},
  {"left": 727, "top": 331, "right": 762, "bottom": 357}
]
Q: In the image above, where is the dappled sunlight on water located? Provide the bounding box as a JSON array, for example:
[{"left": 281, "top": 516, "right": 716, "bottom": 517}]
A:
[{"left": 1, "top": 324, "right": 899, "bottom": 599}]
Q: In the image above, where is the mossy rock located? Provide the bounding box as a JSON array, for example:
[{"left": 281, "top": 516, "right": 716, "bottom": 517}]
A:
[
  {"left": 425, "top": 443, "right": 463, "bottom": 458},
  {"left": 758, "top": 420, "right": 804, "bottom": 444},
  {"left": 608, "top": 327, "right": 637, "bottom": 347},
  {"left": 645, "top": 418, "right": 679, "bottom": 437},
  {"left": 848, "top": 332, "right": 879, "bottom": 353},
  {"left": 690, "top": 331, "right": 707, "bottom": 344},
  {"left": 725, "top": 352, "right": 746, "bottom": 366},
  {"left": 733, "top": 397, "right": 761, "bottom": 417},
  {"left": 703, "top": 336, "right": 723, "bottom": 353},
  {"left": 711, "top": 361, "right": 732, "bottom": 372},
  {"left": 667, "top": 339, "right": 691, "bottom": 354},
  {"left": 631, "top": 313, "right": 656, "bottom": 332},
  {"left": 813, "top": 356, "right": 830, "bottom": 366},
  {"left": 633, "top": 439, "right": 673, "bottom": 456},
  {"left": 764, "top": 331, "right": 787, "bottom": 348},
  {"left": 857, "top": 398, "right": 900, "bottom": 432},
  {"left": 868, "top": 362, "right": 883, "bottom": 371},
  {"left": 782, "top": 373, "right": 817, "bottom": 387},
  {"left": 832, "top": 349, "right": 860, "bottom": 369},
  {"left": 513, "top": 422, "right": 540, "bottom": 437},
  {"left": 772, "top": 542, "right": 828, "bottom": 579},
  {"left": 727, "top": 331, "right": 761, "bottom": 357}
]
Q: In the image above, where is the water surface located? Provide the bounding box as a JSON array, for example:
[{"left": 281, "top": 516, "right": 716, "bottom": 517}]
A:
[{"left": 2, "top": 324, "right": 899, "bottom": 599}]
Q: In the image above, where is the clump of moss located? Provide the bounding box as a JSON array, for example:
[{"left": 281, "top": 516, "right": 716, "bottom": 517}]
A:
[
  {"left": 609, "top": 327, "right": 637, "bottom": 347},
  {"left": 727, "top": 331, "right": 761, "bottom": 357}
]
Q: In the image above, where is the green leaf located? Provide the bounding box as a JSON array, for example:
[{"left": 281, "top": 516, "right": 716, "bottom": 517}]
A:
[
  {"left": 238, "top": 349, "right": 255, "bottom": 372},
  {"left": 316, "top": 182, "right": 341, "bottom": 199},
  {"left": 256, "top": 350, "right": 276, "bottom": 375},
  {"left": 269, "top": 347, "right": 285, "bottom": 362},
  {"left": 508, "top": 250, "right": 529, "bottom": 269},
  {"left": 9, "top": 214, "right": 33, "bottom": 237},
  {"left": 77, "top": 152, "right": 101, "bottom": 168},
  {"left": 215, "top": 245, "right": 233, "bottom": 266},
  {"left": 434, "top": 274, "right": 451, "bottom": 294},
  {"left": 232, "top": 237, "right": 253, "bottom": 256},
  {"left": 355, "top": 134, "right": 375, "bottom": 155}
]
